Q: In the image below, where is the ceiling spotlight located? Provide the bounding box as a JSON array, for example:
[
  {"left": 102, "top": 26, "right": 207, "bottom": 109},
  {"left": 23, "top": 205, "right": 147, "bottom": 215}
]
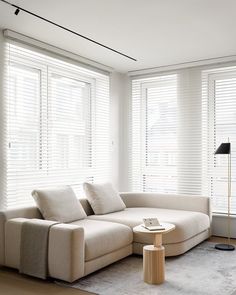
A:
[{"left": 14, "top": 8, "right": 20, "bottom": 15}]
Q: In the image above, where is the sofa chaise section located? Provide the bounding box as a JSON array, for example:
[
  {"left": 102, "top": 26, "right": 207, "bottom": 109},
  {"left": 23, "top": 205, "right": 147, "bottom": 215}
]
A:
[{"left": 88, "top": 193, "right": 211, "bottom": 256}]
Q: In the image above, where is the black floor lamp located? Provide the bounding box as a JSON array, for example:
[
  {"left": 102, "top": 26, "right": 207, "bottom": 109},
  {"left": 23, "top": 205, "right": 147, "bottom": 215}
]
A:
[{"left": 214, "top": 141, "right": 235, "bottom": 251}]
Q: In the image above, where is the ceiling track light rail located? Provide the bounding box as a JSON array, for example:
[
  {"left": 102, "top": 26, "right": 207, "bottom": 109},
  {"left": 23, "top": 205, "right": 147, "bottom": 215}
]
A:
[{"left": 0, "top": 0, "right": 137, "bottom": 61}]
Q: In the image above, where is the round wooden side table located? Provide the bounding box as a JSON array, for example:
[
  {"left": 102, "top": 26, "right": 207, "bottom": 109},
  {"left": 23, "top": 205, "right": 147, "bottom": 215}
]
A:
[{"left": 133, "top": 223, "right": 175, "bottom": 284}]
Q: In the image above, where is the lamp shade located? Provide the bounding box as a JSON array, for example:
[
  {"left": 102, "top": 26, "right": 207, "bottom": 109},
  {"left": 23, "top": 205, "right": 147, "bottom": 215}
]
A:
[{"left": 214, "top": 143, "right": 231, "bottom": 155}]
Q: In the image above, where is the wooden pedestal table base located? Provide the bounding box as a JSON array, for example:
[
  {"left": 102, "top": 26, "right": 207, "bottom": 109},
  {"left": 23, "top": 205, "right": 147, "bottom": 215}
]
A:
[{"left": 133, "top": 223, "right": 175, "bottom": 285}]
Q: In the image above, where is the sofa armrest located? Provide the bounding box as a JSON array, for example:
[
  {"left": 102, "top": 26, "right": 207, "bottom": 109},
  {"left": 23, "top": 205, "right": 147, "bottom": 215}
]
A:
[
  {"left": 48, "top": 223, "right": 84, "bottom": 282},
  {"left": 120, "top": 192, "right": 211, "bottom": 219},
  {"left": 4, "top": 218, "right": 85, "bottom": 282},
  {"left": 0, "top": 207, "right": 41, "bottom": 266},
  {"left": 5, "top": 218, "right": 30, "bottom": 268}
]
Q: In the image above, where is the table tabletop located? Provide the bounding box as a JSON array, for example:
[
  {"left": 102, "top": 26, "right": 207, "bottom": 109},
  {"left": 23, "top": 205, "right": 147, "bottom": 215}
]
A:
[{"left": 133, "top": 223, "right": 175, "bottom": 235}]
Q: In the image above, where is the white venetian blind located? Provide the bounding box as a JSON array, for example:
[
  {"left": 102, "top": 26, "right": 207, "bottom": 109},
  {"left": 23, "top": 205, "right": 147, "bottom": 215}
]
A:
[
  {"left": 131, "top": 74, "right": 178, "bottom": 193},
  {"left": 202, "top": 66, "right": 236, "bottom": 214},
  {"left": 4, "top": 41, "right": 110, "bottom": 208},
  {"left": 131, "top": 64, "right": 236, "bottom": 214}
]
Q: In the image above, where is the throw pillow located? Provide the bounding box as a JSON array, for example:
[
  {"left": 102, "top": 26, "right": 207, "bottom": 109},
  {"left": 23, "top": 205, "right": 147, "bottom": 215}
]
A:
[
  {"left": 83, "top": 182, "right": 126, "bottom": 215},
  {"left": 32, "top": 185, "right": 87, "bottom": 222}
]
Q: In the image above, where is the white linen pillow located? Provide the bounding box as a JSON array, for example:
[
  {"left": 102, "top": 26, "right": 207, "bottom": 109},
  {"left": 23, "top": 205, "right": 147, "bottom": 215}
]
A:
[
  {"left": 83, "top": 182, "right": 126, "bottom": 215},
  {"left": 32, "top": 186, "right": 87, "bottom": 222}
]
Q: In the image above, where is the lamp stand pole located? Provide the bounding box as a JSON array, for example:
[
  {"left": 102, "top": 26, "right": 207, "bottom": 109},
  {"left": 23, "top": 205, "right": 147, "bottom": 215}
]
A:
[
  {"left": 215, "top": 139, "right": 235, "bottom": 251},
  {"left": 228, "top": 151, "right": 231, "bottom": 246}
]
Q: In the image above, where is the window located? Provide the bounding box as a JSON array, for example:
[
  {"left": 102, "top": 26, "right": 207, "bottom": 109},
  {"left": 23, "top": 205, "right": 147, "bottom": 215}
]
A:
[
  {"left": 4, "top": 42, "right": 110, "bottom": 208},
  {"left": 131, "top": 66, "right": 236, "bottom": 215},
  {"left": 131, "top": 74, "right": 177, "bottom": 193},
  {"left": 203, "top": 68, "right": 236, "bottom": 214}
]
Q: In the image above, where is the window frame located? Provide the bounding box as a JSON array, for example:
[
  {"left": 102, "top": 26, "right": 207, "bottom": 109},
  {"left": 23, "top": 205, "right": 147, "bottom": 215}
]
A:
[
  {"left": 4, "top": 42, "right": 110, "bottom": 208},
  {"left": 133, "top": 75, "right": 178, "bottom": 193},
  {"left": 206, "top": 71, "right": 236, "bottom": 214}
]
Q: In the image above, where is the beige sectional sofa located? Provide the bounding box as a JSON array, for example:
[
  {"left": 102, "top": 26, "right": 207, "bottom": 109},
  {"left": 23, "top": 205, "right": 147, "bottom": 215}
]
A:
[{"left": 0, "top": 193, "right": 211, "bottom": 282}]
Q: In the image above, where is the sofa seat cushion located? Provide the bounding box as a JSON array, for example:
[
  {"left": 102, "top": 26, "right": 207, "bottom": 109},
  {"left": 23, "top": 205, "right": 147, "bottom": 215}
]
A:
[
  {"left": 70, "top": 219, "right": 132, "bottom": 261},
  {"left": 87, "top": 208, "right": 210, "bottom": 245}
]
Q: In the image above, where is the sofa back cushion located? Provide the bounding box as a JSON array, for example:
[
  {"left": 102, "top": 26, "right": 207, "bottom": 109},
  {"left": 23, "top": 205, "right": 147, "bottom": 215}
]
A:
[
  {"left": 83, "top": 182, "right": 126, "bottom": 215},
  {"left": 32, "top": 186, "right": 87, "bottom": 222}
]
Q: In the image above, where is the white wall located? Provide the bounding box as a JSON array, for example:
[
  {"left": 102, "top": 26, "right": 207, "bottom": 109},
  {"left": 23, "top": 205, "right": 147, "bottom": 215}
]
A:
[
  {"left": 212, "top": 215, "right": 236, "bottom": 239},
  {"left": 110, "top": 72, "right": 123, "bottom": 188},
  {"left": 0, "top": 31, "right": 6, "bottom": 209},
  {"left": 110, "top": 72, "right": 130, "bottom": 191},
  {"left": 118, "top": 74, "right": 130, "bottom": 191}
]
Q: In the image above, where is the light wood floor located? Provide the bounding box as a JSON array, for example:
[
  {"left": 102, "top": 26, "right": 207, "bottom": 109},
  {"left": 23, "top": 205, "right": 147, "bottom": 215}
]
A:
[
  {"left": 0, "top": 268, "right": 94, "bottom": 295},
  {"left": 0, "top": 236, "right": 235, "bottom": 295}
]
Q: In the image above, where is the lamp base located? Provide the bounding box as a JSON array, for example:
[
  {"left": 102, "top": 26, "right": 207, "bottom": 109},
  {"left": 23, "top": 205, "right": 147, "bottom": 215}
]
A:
[{"left": 215, "top": 243, "right": 235, "bottom": 251}]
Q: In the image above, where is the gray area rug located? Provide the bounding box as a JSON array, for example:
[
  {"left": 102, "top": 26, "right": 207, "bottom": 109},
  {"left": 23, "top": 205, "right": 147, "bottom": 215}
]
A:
[{"left": 56, "top": 242, "right": 236, "bottom": 295}]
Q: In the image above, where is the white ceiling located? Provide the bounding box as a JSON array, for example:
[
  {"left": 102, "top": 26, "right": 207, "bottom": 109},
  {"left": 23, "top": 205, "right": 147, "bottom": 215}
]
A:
[{"left": 0, "top": 0, "right": 236, "bottom": 73}]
